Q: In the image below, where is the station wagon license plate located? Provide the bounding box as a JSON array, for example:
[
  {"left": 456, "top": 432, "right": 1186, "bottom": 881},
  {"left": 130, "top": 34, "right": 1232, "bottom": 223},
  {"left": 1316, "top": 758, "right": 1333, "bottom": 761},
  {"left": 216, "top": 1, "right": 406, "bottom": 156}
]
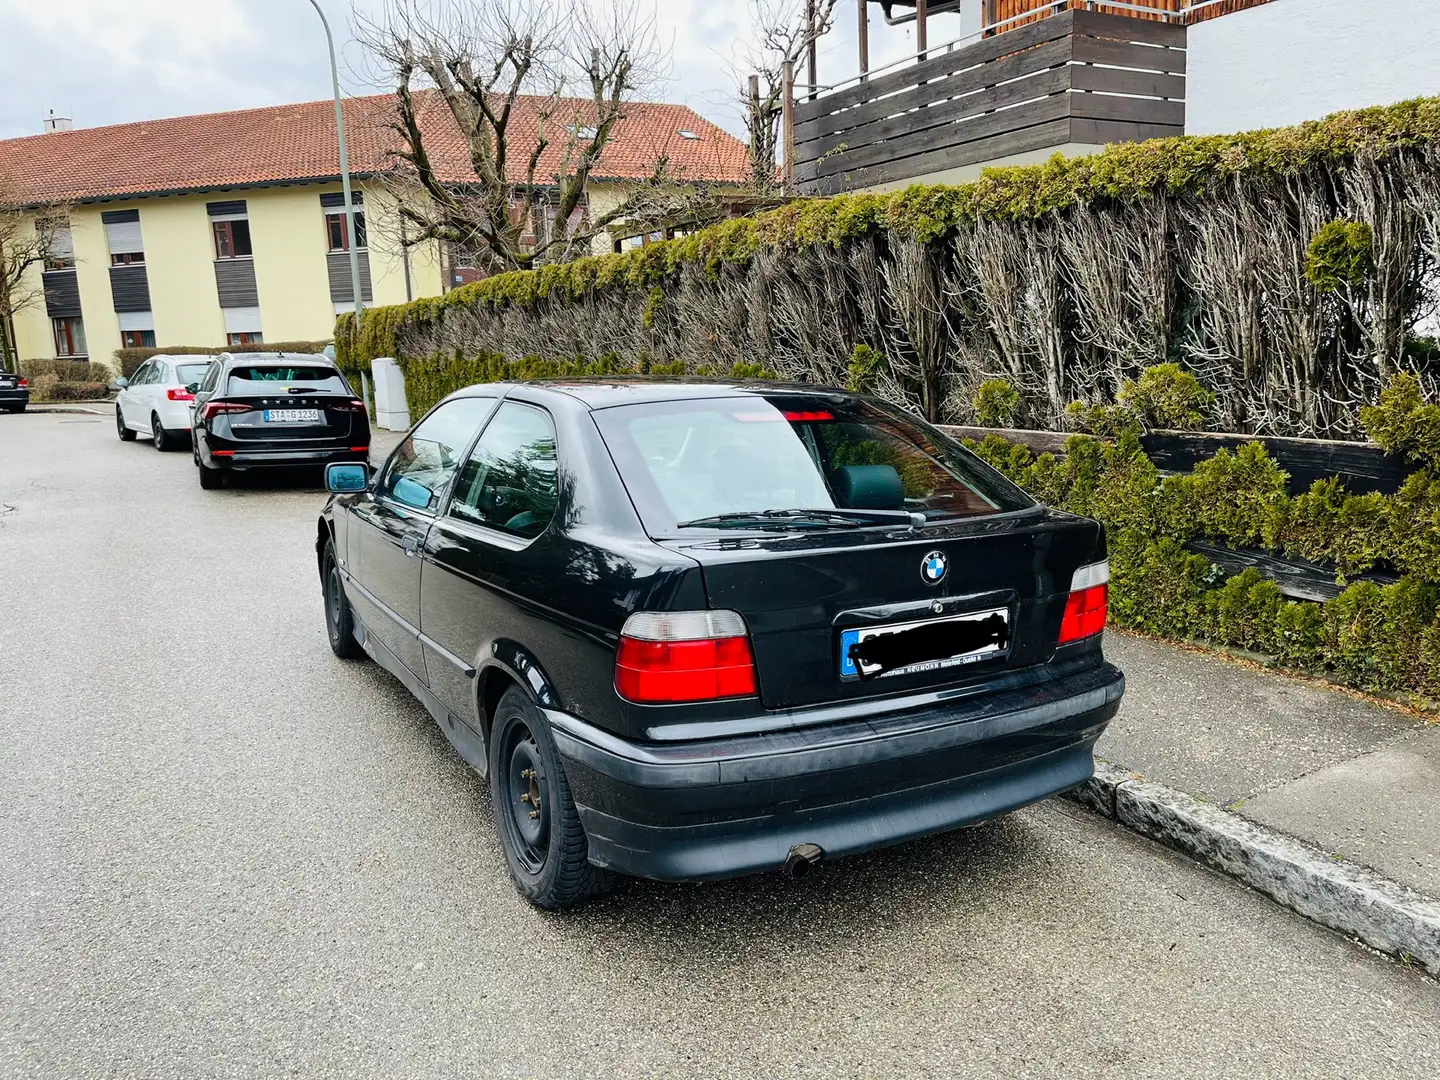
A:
[
  {"left": 839, "top": 607, "right": 1010, "bottom": 680},
  {"left": 0, "top": 377, "right": 14, "bottom": 388},
  {"left": 263, "top": 408, "right": 321, "bottom": 423}
]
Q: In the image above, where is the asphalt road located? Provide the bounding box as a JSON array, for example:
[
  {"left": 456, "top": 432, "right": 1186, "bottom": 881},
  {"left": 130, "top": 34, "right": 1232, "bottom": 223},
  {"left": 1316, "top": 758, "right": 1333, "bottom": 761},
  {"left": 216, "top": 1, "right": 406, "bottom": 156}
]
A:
[{"left": 1, "top": 412, "right": 1437, "bottom": 1079}]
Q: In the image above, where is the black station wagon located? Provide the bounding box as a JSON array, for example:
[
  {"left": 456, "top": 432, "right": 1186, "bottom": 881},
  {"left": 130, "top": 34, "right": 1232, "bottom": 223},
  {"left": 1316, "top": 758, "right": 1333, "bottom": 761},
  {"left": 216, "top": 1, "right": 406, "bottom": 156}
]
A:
[{"left": 316, "top": 381, "right": 1124, "bottom": 908}]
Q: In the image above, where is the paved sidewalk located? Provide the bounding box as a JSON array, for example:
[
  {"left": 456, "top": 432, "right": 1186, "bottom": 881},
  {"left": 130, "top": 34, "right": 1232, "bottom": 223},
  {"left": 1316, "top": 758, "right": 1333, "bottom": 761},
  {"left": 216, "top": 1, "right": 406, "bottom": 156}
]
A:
[{"left": 1101, "top": 632, "right": 1438, "bottom": 898}]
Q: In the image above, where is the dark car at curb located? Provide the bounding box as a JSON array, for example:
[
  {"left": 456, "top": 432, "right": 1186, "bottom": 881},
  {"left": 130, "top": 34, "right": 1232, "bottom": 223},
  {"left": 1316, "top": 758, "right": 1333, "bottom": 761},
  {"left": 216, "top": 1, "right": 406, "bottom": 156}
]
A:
[
  {"left": 315, "top": 380, "right": 1124, "bottom": 909},
  {"left": 0, "top": 368, "right": 28, "bottom": 413},
  {"left": 191, "top": 352, "right": 369, "bottom": 489}
]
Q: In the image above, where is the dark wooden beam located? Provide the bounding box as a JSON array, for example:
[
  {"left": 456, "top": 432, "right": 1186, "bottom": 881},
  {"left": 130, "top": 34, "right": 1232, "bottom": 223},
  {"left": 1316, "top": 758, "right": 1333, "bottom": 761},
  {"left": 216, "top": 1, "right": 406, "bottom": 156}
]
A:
[{"left": 916, "top": 0, "right": 928, "bottom": 61}]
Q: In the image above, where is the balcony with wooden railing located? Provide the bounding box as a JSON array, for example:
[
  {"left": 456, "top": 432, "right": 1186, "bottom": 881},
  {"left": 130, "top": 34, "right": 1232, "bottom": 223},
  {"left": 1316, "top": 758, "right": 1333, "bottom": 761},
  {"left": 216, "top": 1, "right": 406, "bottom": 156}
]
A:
[{"left": 792, "top": 4, "right": 1191, "bottom": 195}]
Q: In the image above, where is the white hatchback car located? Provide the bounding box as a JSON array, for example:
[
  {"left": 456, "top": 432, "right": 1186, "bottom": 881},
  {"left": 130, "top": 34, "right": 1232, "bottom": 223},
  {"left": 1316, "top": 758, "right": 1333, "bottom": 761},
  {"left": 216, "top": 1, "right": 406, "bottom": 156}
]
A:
[{"left": 115, "top": 355, "right": 218, "bottom": 451}]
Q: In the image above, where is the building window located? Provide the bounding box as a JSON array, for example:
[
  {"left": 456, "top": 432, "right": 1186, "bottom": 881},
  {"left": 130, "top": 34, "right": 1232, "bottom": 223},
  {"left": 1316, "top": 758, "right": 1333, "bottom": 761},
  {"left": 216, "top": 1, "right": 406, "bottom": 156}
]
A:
[
  {"left": 228, "top": 331, "right": 263, "bottom": 346},
  {"left": 121, "top": 329, "right": 156, "bottom": 349},
  {"left": 325, "top": 210, "right": 367, "bottom": 252},
  {"left": 111, "top": 251, "right": 145, "bottom": 265},
  {"left": 53, "top": 317, "right": 87, "bottom": 357},
  {"left": 213, "top": 219, "right": 253, "bottom": 259},
  {"left": 43, "top": 219, "right": 75, "bottom": 270}
]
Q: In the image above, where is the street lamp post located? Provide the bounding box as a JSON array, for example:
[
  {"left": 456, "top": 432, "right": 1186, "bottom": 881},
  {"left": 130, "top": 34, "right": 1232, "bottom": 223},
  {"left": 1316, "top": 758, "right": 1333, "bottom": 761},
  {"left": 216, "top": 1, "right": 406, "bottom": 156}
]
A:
[{"left": 307, "top": 0, "right": 365, "bottom": 323}]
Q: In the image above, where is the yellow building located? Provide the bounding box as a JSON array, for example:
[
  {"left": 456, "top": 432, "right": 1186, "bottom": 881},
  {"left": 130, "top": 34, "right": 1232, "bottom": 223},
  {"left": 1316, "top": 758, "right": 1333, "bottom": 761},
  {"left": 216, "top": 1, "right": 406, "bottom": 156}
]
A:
[{"left": 0, "top": 95, "right": 747, "bottom": 369}]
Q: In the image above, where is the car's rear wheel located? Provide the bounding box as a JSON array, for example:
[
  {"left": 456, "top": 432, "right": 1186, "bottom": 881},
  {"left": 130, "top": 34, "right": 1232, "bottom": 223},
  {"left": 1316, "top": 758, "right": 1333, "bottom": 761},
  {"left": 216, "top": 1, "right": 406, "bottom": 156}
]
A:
[
  {"left": 116, "top": 407, "right": 136, "bottom": 441},
  {"left": 5, "top": 404, "right": 23, "bottom": 414},
  {"left": 489, "top": 685, "right": 613, "bottom": 910},
  {"left": 197, "top": 457, "right": 222, "bottom": 489},
  {"left": 152, "top": 413, "right": 172, "bottom": 451},
  {"left": 322, "top": 538, "right": 365, "bottom": 659}
]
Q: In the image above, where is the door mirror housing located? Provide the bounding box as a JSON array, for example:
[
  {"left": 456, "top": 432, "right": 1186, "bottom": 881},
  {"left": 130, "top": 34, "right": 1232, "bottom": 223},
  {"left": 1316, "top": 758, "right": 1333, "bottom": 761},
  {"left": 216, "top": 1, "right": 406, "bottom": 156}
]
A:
[
  {"left": 185, "top": 382, "right": 200, "bottom": 394},
  {"left": 111, "top": 377, "right": 129, "bottom": 390},
  {"left": 326, "top": 462, "right": 369, "bottom": 493}
]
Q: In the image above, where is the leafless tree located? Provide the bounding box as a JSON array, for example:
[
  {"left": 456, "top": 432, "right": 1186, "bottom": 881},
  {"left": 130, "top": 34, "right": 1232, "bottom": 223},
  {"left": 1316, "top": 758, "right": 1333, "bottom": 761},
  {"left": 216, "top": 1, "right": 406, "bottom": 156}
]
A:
[
  {"left": 354, "top": 0, "right": 728, "bottom": 272},
  {"left": 733, "top": 0, "right": 841, "bottom": 192},
  {"left": 0, "top": 181, "right": 67, "bottom": 369}
]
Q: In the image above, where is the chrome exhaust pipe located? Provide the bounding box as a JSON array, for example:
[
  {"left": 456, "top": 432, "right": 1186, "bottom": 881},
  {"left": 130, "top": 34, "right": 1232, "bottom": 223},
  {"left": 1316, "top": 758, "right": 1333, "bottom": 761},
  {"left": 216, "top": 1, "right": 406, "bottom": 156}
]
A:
[{"left": 784, "top": 843, "right": 824, "bottom": 879}]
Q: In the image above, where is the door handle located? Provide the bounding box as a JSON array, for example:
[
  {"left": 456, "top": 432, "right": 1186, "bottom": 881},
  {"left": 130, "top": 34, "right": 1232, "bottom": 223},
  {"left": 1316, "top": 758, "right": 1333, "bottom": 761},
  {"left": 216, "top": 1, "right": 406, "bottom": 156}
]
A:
[{"left": 403, "top": 534, "right": 421, "bottom": 556}]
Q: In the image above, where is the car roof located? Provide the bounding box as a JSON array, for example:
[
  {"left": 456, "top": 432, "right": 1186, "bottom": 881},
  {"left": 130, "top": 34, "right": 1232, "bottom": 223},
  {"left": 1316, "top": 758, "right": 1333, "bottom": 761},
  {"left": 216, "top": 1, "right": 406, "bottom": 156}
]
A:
[{"left": 455, "top": 378, "right": 855, "bottom": 409}]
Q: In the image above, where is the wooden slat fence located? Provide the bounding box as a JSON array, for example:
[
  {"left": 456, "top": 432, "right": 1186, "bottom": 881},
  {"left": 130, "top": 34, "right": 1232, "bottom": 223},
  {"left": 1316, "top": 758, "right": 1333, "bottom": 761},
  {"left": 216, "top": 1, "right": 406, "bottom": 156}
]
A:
[{"left": 792, "top": 9, "right": 1185, "bottom": 194}]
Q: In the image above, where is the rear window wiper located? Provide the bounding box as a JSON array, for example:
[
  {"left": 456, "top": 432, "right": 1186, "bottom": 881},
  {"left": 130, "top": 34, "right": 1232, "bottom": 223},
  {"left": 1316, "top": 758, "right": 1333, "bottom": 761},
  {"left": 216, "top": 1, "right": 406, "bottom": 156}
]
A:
[{"left": 676, "top": 508, "right": 919, "bottom": 530}]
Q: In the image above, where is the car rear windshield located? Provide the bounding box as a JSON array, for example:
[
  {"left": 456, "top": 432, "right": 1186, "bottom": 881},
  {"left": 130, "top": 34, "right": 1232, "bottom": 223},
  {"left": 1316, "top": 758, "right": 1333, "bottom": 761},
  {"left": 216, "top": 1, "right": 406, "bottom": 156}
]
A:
[
  {"left": 226, "top": 366, "right": 350, "bottom": 393},
  {"left": 176, "top": 363, "right": 213, "bottom": 385},
  {"left": 594, "top": 395, "right": 1034, "bottom": 534}
]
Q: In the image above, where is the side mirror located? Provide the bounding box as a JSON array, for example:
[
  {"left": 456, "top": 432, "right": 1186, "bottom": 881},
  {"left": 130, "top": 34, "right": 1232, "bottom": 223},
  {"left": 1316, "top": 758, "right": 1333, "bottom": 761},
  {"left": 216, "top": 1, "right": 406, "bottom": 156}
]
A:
[
  {"left": 186, "top": 382, "right": 200, "bottom": 394},
  {"left": 112, "top": 377, "right": 129, "bottom": 390},
  {"left": 326, "top": 462, "right": 369, "bottom": 493}
]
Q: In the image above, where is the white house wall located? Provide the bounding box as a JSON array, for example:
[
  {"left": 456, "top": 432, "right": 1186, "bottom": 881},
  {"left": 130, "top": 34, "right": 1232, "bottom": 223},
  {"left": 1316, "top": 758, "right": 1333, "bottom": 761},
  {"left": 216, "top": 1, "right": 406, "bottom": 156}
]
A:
[{"left": 1186, "top": 0, "right": 1440, "bottom": 135}]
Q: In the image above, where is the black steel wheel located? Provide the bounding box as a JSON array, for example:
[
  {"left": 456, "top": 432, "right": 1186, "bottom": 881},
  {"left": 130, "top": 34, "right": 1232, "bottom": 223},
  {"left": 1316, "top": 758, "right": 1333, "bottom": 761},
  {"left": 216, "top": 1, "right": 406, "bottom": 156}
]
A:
[
  {"left": 488, "top": 685, "right": 613, "bottom": 909},
  {"left": 116, "top": 407, "right": 136, "bottom": 441},
  {"left": 323, "top": 538, "right": 364, "bottom": 659}
]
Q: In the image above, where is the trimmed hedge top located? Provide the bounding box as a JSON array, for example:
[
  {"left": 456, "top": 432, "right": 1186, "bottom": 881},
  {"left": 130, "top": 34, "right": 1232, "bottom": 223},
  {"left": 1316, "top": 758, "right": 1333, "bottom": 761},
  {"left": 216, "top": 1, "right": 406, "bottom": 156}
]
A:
[{"left": 338, "top": 96, "right": 1440, "bottom": 372}]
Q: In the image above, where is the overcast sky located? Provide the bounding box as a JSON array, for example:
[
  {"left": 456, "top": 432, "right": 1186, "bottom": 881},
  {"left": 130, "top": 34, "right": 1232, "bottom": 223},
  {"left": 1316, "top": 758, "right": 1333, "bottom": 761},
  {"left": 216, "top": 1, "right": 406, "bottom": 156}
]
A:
[{"left": 0, "top": 0, "right": 959, "bottom": 143}]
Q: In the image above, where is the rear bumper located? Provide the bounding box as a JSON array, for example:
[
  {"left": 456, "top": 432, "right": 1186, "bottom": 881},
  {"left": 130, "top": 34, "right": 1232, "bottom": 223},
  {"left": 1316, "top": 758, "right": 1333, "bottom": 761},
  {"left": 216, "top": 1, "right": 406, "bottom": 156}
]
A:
[
  {"left": 0, "top": 388, "right": 28, "bottom": 407},
  {"left": 548, "top": 662, "right": 1124, "bottom": 881},
  {"left": 201, "top": 444, "right": 368, "bottom": 470}
]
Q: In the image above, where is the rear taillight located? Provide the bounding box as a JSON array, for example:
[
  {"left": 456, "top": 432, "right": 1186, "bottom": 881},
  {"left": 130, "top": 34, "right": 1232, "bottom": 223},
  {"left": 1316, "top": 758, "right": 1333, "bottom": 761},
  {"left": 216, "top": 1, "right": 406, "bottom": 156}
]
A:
[
  {"left": 615, "top": 610, "right": 758, "bottom": 704},
  {"left": 17, "top": 378, "right": 27, "bottom": 388},
  {"left": 201, "top": 401, "right": 251, "bottom": 420},
  {"left": 332, "top": 398, "right": 367, "bottom": 413},
  {"left": 167, "top": 388, "right": 194, "bottom": 401},
  {"left": 1058, "top": 560, "right": 1109, "bottom": 644}
]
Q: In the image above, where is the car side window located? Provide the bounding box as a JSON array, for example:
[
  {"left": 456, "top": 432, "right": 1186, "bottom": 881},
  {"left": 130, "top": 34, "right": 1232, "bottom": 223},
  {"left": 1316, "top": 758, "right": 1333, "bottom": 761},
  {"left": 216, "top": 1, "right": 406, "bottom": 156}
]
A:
[
  {"left": 130, "top": 361, "right": 151, "bottom": 386},
  {"left": 152, "top": 362, "right": 169, "bottom": 384},
  {"left": 199, "top": 363, "right": 221, "bottom": 394},
  {"left": 449, "top": 402, "right": 559, "bottom": 540},
  {"left": 379, "top": 397, "right": 495, "bottom": 513}
]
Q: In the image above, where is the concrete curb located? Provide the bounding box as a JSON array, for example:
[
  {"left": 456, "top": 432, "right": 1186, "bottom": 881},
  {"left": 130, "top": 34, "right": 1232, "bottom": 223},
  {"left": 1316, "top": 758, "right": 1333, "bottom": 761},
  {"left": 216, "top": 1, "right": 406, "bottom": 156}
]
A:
[{"left": 1068, "top": 762, "right": 1440, "bottom": 975}]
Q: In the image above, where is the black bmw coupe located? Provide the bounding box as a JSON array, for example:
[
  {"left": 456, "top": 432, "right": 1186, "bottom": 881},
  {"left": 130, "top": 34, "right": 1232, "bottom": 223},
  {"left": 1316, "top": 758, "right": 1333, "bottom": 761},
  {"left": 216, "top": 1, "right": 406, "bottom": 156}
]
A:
[{"left": 316, "top": 380, "right": 1123, "bottom": 908}]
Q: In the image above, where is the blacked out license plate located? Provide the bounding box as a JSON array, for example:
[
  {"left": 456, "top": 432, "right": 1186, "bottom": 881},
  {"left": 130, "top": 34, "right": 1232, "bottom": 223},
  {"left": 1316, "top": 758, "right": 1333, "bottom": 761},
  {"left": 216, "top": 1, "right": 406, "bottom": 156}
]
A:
[{"left": 839, "top": 607, "right": 1010, "bottom": 680}]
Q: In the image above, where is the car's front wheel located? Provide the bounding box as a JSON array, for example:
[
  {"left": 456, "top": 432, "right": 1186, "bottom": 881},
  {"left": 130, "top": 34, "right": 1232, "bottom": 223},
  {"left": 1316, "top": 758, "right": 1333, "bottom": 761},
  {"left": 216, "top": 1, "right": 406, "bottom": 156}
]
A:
[
  {"left": 116, "top": 407, "right": 136, "bottom": 441},
  {"left": 322, "top": 538, "right": 364, "bottom": 659},
  {"left": 489, "top": 685, "right": 613, "bottom": 910}
]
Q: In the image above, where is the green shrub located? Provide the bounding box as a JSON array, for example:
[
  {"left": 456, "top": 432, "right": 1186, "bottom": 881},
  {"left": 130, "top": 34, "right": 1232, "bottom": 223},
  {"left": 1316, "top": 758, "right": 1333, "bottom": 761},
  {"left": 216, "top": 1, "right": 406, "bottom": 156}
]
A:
[
  {"left": 1305, "top": 219, "right": 1375, "bottom": 292},
  {"left": 1360, "top": 373, "right": 1440, "bottom": 467},
  {"left": 19, "top": 358, "right": 112, "bottom": 383},
  {"left": 968, "top": 419, "right": 1440, "bottom": 701},
  {"left": 846, "top": 344, "right": 885, "bottom": 394},
  {"left": 1063, "top": 400, "right": 1138, "bottom": 437},
  {"left": 1117, "top": 363, "right": 1212, "bottom": 430},
  {"left": 972, "top": 379, "right": 1022, "bottom": 427}
]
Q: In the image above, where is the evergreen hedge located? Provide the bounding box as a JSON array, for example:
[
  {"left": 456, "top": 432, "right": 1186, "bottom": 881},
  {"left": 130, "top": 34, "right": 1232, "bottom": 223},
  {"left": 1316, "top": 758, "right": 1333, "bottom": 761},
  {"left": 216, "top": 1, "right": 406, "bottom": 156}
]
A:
[
  {"left": 338, "top": 97, "right": 1440, "bottom": 434},
  {"left": 964, "top": 373, "right": 1440, "bottom": 705}
]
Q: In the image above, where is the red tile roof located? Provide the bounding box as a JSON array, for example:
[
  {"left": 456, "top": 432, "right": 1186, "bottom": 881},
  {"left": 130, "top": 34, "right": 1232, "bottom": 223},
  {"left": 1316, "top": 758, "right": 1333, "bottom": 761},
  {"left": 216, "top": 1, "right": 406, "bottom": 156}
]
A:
[{"left": 0, "top": 91, "right": 749, "bottom": 203}]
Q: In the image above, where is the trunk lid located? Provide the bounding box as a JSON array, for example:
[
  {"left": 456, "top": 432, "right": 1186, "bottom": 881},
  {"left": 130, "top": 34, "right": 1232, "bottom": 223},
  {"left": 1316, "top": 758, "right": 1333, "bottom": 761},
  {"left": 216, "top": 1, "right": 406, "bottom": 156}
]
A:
[{"left": 667, "top": 510, "right": 1101, "bottom": 709}]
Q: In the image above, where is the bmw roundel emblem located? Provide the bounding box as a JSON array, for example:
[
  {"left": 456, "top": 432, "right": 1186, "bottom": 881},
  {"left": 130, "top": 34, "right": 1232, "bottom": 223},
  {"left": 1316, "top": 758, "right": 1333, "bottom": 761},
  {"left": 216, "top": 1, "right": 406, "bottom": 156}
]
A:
[{"left": 921, "top": 550, "right": 947, "bottom": 586}]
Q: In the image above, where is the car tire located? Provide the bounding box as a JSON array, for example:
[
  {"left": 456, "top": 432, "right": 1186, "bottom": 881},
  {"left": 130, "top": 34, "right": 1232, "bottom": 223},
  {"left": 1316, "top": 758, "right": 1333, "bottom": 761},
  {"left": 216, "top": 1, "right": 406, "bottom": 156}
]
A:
[
  {"left": 116, "top": 407, "right": 136, "bottom": 441},
  {"left": 5, "top": 404, "right": 23, "bottom": 414},
  {"left": 322, "top": 538, "right": 365, "bottom": 660},
  {"left": 197, "top": 458, "right": 222, "bottom": 490},
  {"left": 489, "top": 685, "right": 613, "bottom": 910},
  {"left": 152, "top": 413, "right": 171, "bottom": 451}
]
